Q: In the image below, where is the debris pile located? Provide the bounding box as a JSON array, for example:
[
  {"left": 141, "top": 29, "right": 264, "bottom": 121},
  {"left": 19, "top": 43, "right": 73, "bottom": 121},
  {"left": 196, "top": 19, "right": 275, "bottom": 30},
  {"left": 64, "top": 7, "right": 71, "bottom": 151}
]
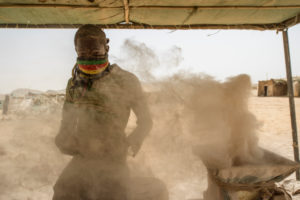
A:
[{"left": 1, "top": 88, "right": 65, "bottom": 119}]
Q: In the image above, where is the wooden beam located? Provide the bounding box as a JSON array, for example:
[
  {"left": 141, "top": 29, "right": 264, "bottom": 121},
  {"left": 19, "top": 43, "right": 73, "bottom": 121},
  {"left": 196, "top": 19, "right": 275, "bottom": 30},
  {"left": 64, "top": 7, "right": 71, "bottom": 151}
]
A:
[
  {"left": 131, "top": 5, "right": 300, "bottom": 9},
  {"left": 0, "top": 23, "right": 286, "bottom": 30},
  {"left": 1, "top": 4, "right": 300, "bottom": 9}
]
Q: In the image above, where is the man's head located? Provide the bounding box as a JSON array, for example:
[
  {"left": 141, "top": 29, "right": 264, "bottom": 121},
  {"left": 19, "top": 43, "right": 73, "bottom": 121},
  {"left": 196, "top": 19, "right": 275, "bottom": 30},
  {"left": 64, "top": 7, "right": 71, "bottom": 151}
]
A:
[{"left": 74, "top": 24, "right": 109, "bottom": 60}]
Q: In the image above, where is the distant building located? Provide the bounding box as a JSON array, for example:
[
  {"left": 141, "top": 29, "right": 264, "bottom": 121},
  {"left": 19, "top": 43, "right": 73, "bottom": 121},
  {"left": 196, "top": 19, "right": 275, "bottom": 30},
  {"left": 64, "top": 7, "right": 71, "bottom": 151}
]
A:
[
  {"left": 258, "top": 79, "right": 287, "bottom": 97},
  {"left": 258, "top": 78, "right": 300, "bottom": 97}
]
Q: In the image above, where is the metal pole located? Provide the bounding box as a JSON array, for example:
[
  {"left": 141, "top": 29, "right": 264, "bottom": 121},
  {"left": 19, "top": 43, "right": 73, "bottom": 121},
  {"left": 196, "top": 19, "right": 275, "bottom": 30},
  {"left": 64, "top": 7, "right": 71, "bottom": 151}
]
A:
[{"left": 282, "top": 29, "right": 300, "bottom": 180}]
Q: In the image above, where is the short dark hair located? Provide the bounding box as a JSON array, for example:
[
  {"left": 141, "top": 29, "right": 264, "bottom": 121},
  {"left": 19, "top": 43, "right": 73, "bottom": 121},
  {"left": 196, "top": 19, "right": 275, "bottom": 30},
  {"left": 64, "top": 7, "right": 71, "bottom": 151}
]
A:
[{"left": 74, "top": 24, "right": 106, "bottom": 46}]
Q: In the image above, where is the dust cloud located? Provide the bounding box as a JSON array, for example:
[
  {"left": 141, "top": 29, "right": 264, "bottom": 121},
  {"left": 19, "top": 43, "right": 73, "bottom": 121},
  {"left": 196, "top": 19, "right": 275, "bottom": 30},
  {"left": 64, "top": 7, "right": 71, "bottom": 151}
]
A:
[
  {"left": 0, "top": 39, "right": 263, "bottom": 200},
  {"left": 114, "top": 39, "right": 160, "bottom": 81},
  {"left": 120, "top": 40, "right": 263, "bottom": 200}
]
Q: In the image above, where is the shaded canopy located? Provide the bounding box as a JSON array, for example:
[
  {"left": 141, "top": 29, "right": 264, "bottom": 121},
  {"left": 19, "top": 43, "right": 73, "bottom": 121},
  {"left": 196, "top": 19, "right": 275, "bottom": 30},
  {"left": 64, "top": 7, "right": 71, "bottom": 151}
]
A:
[{"left": 0, "top": 0, "right": 300, "bottom": 30}]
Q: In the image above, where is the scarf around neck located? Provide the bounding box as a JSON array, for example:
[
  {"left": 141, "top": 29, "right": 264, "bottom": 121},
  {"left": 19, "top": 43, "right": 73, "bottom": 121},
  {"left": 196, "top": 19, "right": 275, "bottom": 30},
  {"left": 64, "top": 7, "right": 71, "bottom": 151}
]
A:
[
  {"left": 71, "top": 58, "right": 111, "bottom": 90},
  {"left": 77, "top": 58, "right": 109, "bottom": 75}
]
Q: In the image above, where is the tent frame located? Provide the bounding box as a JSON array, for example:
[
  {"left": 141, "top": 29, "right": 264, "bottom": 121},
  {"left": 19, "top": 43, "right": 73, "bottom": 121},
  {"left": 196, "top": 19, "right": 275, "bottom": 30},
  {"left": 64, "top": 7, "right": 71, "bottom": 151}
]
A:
[
  {"left": 0, "top": 1, "right": 299, "bottom": 179},
  {"left": 0, "top": 12, "right": 299, "bottom": 30},
  {"left": 282, "top": 29, "right": 299, "bottom": 179},
  {"left": 1, "top": 3, "right": 300, "bottom": 30}
]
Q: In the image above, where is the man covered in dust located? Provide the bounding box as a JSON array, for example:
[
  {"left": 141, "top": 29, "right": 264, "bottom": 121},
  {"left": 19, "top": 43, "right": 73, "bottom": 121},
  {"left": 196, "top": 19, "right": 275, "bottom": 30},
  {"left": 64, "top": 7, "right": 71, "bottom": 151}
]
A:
[{"left": 53, "top": 25, "right": 168, "bottom": 200}]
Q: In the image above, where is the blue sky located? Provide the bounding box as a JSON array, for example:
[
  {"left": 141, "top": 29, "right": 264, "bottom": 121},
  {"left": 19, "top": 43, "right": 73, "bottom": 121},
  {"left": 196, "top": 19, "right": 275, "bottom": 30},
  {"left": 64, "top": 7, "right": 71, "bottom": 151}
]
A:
[{"left": 0, "top": 24, "right": 299, "bottom": 94}]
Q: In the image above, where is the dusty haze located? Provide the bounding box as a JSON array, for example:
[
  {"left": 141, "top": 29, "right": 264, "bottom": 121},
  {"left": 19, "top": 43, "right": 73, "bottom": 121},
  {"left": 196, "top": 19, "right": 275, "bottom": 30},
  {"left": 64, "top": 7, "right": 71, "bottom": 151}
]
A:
[{"left": 0, "top": 39, "right": 298, "bottom": 200}]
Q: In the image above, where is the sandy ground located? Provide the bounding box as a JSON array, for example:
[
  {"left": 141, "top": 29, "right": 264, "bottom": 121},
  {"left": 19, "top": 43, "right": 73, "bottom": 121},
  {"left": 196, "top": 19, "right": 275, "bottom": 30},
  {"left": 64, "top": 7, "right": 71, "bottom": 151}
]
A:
[
  {"left": 249, "top": 93, "right": 300, "bottom": 161},
  {"left": 0, "top": 90, "right": 299, "bottom": 200}
]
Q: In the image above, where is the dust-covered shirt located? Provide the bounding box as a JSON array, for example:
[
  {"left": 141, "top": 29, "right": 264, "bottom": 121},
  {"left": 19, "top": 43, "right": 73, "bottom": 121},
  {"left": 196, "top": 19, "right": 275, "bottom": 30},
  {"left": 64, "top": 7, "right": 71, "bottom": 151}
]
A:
[{"left": 55, "top": 64, "right": 152, "bottom": 160}]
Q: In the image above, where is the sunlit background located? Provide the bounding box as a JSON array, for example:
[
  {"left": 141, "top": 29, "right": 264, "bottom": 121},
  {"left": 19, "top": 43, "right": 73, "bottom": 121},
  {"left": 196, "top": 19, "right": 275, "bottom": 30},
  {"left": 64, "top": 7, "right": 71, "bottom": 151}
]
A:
[{"left": 0, "top": 24, "right": 299, "bottom": 94}]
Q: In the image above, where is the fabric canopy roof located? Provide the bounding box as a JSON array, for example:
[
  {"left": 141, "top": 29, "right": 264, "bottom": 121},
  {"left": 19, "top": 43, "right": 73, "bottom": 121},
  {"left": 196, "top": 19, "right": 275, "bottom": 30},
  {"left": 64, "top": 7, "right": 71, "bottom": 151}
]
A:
[{"left": 0, "top": 0, "right": 300, "bottom": 30}]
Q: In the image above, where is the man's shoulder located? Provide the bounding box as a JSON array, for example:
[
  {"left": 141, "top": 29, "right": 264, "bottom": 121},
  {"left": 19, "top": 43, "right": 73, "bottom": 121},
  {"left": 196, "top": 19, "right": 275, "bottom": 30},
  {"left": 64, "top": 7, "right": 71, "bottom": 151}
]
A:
[
  {"left": 65, "top": 78, "right": 74, "bottom": 90},
  {"left": 110, "top": 64, "right": 140, "bottom": 84}
]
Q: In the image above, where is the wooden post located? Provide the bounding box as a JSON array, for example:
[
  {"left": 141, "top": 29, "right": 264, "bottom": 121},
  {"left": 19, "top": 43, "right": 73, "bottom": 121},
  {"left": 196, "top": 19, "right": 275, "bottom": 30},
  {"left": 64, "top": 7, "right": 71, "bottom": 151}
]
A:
[{"left": 282, "top": 29, "right": 300, "bottom": 180}]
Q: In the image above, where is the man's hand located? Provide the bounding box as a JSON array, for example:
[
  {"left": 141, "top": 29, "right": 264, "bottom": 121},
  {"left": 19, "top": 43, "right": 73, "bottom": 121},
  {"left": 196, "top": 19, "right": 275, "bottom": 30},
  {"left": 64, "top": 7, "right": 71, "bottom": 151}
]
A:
[
  {"left": 55, "top": 131, "right": 79, "bottom": 156},
  {"left": 127, "top": 132, "right": 145, "bottom": 157}
]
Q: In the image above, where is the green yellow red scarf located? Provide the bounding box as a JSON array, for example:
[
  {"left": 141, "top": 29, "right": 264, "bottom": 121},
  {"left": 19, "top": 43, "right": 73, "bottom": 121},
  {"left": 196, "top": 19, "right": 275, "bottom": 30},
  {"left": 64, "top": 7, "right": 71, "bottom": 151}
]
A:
[
  {"left": 71, "top": 59, "right": 111, "bottom": 90},
  {"left": 77, "top": 59, "right": 109, "bottom": 75}
]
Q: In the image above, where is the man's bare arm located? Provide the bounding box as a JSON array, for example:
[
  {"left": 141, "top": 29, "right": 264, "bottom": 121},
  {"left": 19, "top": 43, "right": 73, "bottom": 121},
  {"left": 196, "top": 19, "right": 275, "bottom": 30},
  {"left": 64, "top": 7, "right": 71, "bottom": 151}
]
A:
[
  {"left": 55, "top": 79, "right": 79, "bottom": 156},
  {"left": 127, "top": 75, "right": 153, "bottom": 156}
]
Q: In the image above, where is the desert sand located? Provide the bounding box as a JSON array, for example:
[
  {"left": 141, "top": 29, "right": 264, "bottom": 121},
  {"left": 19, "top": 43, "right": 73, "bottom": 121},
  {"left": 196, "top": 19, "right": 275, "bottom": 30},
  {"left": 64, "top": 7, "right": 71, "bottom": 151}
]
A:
[{"left": 0, "top": 89, "right": 299, "bottom": 200}]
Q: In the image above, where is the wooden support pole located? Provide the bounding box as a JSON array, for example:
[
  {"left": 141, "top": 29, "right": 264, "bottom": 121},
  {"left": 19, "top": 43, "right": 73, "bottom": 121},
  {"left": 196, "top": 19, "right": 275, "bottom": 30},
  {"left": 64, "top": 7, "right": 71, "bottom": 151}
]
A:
[
  {"left": 122, "top": 0, "right": 130, "bottom": 23},
  {"left": 282, "top": 29, "right": 300, "bottom": 180}
]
